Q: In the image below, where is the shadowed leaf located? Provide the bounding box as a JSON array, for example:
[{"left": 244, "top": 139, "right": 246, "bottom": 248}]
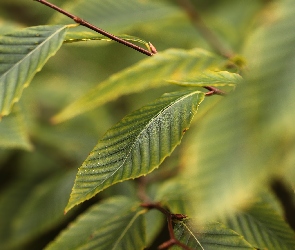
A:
[{"left": 46, "top": 196, "right": 146, "bottom": 250}]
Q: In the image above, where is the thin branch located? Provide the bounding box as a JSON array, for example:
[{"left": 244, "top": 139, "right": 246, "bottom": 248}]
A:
[
  {"left": 204, "top": 86, "right": 226, "bottom": 96},
  {"left": 34, "top": 0, "right": 156, "bottom": 56},
  {"left": 177, "top": 0, "right": 234, "bottom": 58},
  {"left": 141, "top": 203, "right": 192, "bottom": 250}
]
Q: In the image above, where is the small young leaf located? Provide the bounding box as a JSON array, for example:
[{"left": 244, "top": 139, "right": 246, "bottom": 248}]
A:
[
  {"left": 64, "top": 31, "right": 149, "bottom": 49},
  {"left": 167, "top": 70, "right": 243, "bottom": 87},
  {"left": 172, "top": 220, "right": 254, "bottom": 250},
  {"left": 53, "top": 48, "right": 222, "bottom": 123},
  {"left": 65, "top": 90, "right": 205, "bottom": 212},
  {"left": 0, "top": 25, "right": 68, "bottom": 117},
  {"left": 46, "top": 196, "right": 146, "bottom": 250}
]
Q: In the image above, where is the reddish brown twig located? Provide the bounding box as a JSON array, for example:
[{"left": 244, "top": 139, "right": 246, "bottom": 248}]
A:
[
  {"left": 34, "top": 0, "right": 156, "bottom": 56},
  {"left": 141, "top": 202, "right": 192, "bottom": 250},
  {"left": 204, "top": 86, "right": 226, "bottom": 96}
]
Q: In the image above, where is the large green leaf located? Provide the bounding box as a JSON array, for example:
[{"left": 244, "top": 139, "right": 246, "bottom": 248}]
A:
[
  {"left": 65, "top": 90, "right": 205, "bottom": 212},
  {"left": 221, "top": 199, "right": 295, "bottom": 250},
  {"left": 53, "top": 48, "right": 222, "bottom": 123},
  {"left": 181, "top": 0, "right": 295, "bottom": 223},
  {"left": 46, "top": 196, "right": 146, "bottom": 250},
  {"left": 0, "top": 106, "right": 31, "bottom": 150},
  {"left": 51, "top": 0, "right": 179, "bottom": 33},
  {"left": 0, "top": 25, "right": 68, "bottom": 117},
  {"left": 171, "top": 220, "right": 254, "bottom": 250}
]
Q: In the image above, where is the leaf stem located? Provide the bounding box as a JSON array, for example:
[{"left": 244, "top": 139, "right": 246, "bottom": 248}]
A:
[
  {"left": 177, "top": 0, "right": 234, "bottom": 59},
  {"left": 34, "top": 0, "right": 155, "bottom": 56},
  {"left": 141, "top": 202, "right": 192, "bottom": 250}
]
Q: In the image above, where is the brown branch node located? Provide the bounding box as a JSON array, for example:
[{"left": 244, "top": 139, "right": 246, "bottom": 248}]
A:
[{"left": 141, "top": 202, "right": 192, "bottom": 250}]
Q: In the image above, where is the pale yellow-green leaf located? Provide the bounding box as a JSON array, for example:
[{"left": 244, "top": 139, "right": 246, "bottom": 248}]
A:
[
  {"left": 167, "top": 70, "right": 243, "bottom": 87},
  {"left": 53, "top": 48, "right": 222, "bottom": 123},
  {"left": 182, "top": 0, "right": 295, "bottom": 223}
]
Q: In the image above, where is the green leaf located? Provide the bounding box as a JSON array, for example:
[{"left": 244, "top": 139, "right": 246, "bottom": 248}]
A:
[
  {"left": 181, "top": 0, "right": 295, "bottom": 223},
  {"left": 51, "top": 0, "right": 179, "bottom": 33},
  {"left": 167, "top": 70, "right": 243, "bottom": 87},
  {"left": 53, "top": 48, "right": 222, "bottom": 123},
  {"left": 221, "top": 199, "right": 295, "bottom": 250},
  {"left": 0, "top": 25, "right": 68, "bottom": 117},
  {"left": 171, "top": 220, "right": 254, "bottom": 250},
  {"left": 65, "top": 90, "right": 205, "bottom": 212},
  {"left": 46, "top": 196, "right": 146, "bottom": 250},
  {"left": 0, "top": 106, "right": 32, "bottom": 150},
  {"left": 64, "top": 31, "right": 149, "bottom": 48}
]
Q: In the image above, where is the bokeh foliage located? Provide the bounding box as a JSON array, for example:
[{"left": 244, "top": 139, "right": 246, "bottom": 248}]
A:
[{"left": 0, "top": 0, "right": 294, "bottom": 249}]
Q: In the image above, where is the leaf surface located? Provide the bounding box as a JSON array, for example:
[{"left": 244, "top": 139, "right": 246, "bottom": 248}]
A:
[
  {"left": 46, "top": 196, "right": 146, "bottom": 250},
  {"left": 167, "top": 70, "right": 243, "bottom": 87},
  {"left": 65, "top": 90, "right": 205, "bottom": 212},
  {"left": 0, "top": 25, "right": 68, "bottom": 117},
  {"left": 64, "top": 31, "right": 149, "bottom": 49},
  {"left": 171, "top": 220, "right": 254, "bottom": 250},
  {"left": 221, "top": 200, "right": 295, "bottom": 250},
  {"left": 53, "top": 48, "right": 222, "bottom": 123}
]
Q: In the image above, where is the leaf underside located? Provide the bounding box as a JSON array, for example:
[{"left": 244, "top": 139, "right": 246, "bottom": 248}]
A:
[
  {"left": 65, "top": 90, "right": 205, "bottom": 212},
  {"left": 0, "top": 25, "right": 68, "bottom": 117}
]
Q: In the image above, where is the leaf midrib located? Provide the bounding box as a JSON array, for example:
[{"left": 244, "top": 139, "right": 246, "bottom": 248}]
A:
[
  {"left": 81, "top": 91, "right": 201, "bottom": 197},
  {"left": 0, "top": 25, "right": 67, "bottom": 82}
]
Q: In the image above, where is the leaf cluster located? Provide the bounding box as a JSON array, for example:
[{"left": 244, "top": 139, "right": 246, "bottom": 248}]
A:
[{"left": 0, "top": 0, "right": 295, "bottom": 249}]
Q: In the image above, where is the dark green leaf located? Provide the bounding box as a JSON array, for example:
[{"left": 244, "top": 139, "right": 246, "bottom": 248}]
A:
[
  {"left": 0, "top": 25, "right": 68, "bottom": 117},
  {"left": 66, "top": 90, "right": 205, "bottom": 212}
]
